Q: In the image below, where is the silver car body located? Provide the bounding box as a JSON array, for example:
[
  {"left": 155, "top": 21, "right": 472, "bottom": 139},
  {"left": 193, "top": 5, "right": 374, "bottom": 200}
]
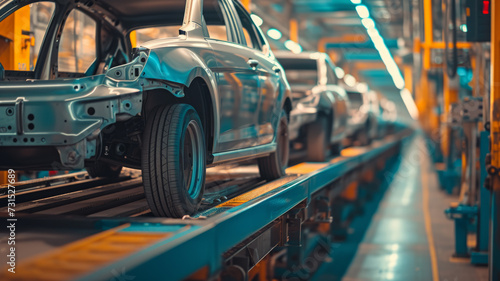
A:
[
  {"left": 343, "top": 85, "right": 379, "bottom": 141},
  {"left": 275, "top": 51, "right": 349, "bottom": 145},
  {"left": 0, "top": 0, "right": 291, "bottom": 169}
]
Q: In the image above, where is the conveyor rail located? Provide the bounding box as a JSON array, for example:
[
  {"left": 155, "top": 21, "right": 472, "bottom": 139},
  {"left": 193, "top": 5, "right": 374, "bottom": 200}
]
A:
[{"left": 0, "top": 130, "right": 412, "bottom": 281}]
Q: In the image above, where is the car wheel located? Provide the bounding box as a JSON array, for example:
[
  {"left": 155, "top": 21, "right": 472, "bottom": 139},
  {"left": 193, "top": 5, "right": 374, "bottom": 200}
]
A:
[
  {"left": 86, "top": 162, "right": 122, "bottom": 178},
  {"left": 258, "top": 110, "right": 289, "bottom": 181},
  {"left": 142, "top": 104, "right": 206, "bottom": 217},
  {"left": 306, "top": 115, "right": 330, "bottom": 162}
]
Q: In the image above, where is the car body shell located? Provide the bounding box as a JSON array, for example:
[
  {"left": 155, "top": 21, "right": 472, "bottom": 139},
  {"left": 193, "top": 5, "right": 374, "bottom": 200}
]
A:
[
  {"left": 343, "top": 85, "right": 379, "bottom": 142},
  {"left": 275, "top": 51, "right": 349, "bottom": 146},
  {"left": 0, "top": 0, "right": 291, "bottom": 169}
]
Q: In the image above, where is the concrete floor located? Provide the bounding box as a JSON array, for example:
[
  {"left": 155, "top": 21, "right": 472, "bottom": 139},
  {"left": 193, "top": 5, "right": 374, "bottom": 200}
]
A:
[{"left": 313, "top": 136, "right": 488, "bottom": 281}]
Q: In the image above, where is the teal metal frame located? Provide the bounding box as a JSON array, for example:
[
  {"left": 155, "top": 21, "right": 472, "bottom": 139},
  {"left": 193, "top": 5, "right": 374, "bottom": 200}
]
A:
[
  {"left": 74, "top": 134, "right": 409, "bottom": 281},
  {"left": 445, "top": 130, "right": 491, "bottom": 263},
  {"left": 471, "top": 130, "right": 490, "bottom": 264}
]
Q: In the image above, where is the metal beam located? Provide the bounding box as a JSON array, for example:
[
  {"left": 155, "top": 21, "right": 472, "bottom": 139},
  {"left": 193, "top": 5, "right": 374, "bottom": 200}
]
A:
[{"left": 490, "top": 0, "right": 500, "bottom": 278}]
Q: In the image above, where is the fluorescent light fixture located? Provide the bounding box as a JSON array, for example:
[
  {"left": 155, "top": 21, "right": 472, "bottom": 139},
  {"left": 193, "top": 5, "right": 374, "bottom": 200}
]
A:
[
  {"left": 355, "top": 5, "right": 370, "bottom": 18},
  {"left": 356, "top": 82, "right": 368, "bottom": 92},
  {"left": 344, "top": 74, "right": 356, "bottom": 87},
  {"left": 250, "top": 14, "right": 263, "bottom": 27},
  {"left": 351, "top": 0, "right": 362, "bottom": 4},
  {"left": 460, "top": 24, "right": 468, "bottom": 32},
  {"left": 355, "top": 6, "right": 405, "bottom": 89},
  {"left": 335, "top": 67, "right": 345, "bottom": 79},
  {"left": 361, "top": 18, "right": 375, "bottom": 29},
  {"left": 400, "top": 88, "right": 419, "bottom": 119},
  {"left": 267, "top": 28, "right": 282, "bottom": 40},
  {"left": 284, "top": 40, "right": 302, "bottom": 54}
]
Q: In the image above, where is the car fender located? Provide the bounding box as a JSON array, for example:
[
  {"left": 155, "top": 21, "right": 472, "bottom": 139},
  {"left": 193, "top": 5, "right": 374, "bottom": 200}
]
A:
[{"left": 139, "top": 46, "right": 220, "bottom": 151}]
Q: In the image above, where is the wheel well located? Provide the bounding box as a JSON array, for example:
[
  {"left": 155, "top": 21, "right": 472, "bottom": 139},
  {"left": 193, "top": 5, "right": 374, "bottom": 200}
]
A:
[
  {"left": 318, "top": 109, "right": 333, "bottom": 138},
  {"left": 283, "top": 97, "right": 292, "bottom": 120},
  {"left": 142, "top": 78, "right": 215, "bottom": 157}
]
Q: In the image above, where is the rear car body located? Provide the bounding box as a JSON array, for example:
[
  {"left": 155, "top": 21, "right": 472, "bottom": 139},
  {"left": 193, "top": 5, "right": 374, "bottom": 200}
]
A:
[
  {"left": 343, "top": 85, "right": 379, "bottom": 146},
  {"left": 275, "top": 51, "right": 349, "bottom": 159}
]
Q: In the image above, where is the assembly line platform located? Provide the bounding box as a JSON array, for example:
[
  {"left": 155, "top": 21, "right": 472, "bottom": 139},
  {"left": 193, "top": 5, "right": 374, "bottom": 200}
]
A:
[
  {"left": 314, "top": 136, "right": 489, "bottom": 281},
  {"left": 4, "top": 130, "right": 485, "bottom": 281}
]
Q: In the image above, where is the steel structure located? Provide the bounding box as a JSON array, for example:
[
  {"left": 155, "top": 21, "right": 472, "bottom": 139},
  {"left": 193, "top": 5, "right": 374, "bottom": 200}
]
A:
[{"left": 0, "top": 131, "right": 411, "bottom": 281}]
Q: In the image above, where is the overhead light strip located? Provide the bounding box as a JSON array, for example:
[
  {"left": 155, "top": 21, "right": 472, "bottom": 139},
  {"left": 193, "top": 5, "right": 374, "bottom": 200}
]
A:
[{"left": 353, "top": 1, "right": 405, "bottom": 89}]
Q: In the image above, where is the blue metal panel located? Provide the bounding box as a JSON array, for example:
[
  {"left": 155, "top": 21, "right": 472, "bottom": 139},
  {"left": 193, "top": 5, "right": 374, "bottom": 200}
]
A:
[{"left": 76, "top": 135, "right": 408, "bottom": 281}]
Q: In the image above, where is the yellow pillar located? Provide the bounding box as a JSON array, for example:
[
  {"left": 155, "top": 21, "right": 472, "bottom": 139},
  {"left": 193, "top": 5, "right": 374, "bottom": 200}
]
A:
[
  {"left": 129, "top": 31, "right": 137, "bottom": 48},
  {"left": 0, "top": 5, "right": 30, "bottom": 70},
  {"left": 241, "top": 0, "right": 251, "bottom": 12},
  {"left": 423, "top": 0, "right": 433, "bottom": 70},
  {"left": 492, "top": 0, "right": 500, "bottom": 189},
  {"left": 289, "top": 19, "right": 298, "bottom": 43}
]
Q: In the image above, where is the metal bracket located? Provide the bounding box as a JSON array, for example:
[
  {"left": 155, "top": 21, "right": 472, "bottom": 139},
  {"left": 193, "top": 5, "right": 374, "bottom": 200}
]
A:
[{"left": 462, "top": 97, "right": 484, "bottom": 122}]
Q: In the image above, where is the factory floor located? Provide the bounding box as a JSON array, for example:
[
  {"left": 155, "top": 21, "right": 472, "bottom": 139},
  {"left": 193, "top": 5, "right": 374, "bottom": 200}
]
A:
[{"left": 313, "top": 136, "right": 489, "bottom": 281}]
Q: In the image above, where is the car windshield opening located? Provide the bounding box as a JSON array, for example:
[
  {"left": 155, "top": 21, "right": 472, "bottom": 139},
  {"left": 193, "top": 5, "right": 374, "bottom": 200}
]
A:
[{"left": 278, "top": 58, "right": 318, "bottom": 87}]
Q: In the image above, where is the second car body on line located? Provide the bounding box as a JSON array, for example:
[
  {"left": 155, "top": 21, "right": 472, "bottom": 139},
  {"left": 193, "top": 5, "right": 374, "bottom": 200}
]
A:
[{"left": 275, "top": 51, "right": 350, "bottom": 162}]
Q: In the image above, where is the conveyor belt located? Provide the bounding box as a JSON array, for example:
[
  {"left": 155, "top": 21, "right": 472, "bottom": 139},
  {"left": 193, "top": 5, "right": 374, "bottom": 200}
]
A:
[
  {"left": 0, "top": 130, "right": 412, "bottom": 281},
  {"left": 0, "top": 168, "right": 265, "bottom": 218}
]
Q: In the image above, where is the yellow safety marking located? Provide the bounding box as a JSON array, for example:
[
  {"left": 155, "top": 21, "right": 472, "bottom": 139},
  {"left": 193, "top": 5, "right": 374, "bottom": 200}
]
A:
[
  {"left": 1, "top": 224, "right": 179, "bottom": 281},
  {"left": 422, "top": 165, "right": 440, "bottom": 281},
  {"left": 340, "top": 147, "right": 367, "bottom": 157},
  {"left": 217, "top": 176, "right": 295, "bottom": 207},
  {"left": 285, "top": 163, "right": 328, "bottom": 175}
]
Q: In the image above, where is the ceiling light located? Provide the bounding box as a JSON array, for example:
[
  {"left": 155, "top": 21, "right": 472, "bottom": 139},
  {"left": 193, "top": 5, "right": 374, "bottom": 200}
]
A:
[
  {"left": 335, "top": 67, "right": 345, "bottom": 79},
  {"left": 267, "top": 28, "right": 282, "bottom": 40},
  {"left": 344, "top": 74, "right": 356, "bottom": 87},
  {"left": 284, "top": 40, "right": 302, "bottom": 54},
  {"left": 355, "top": 5, "right": 370, "bottom": 18},
  {"left": 356, "top": 82, "right": 368, "bottom": 92},
  {"left": 361, "top": 18, "right": 375, "bottom": 29},
  {"left": 250, "top": 14, "right": 263, "bottom": 27},
  {"left": 351, "top": 0, "right": 362, "bottom": 4}
]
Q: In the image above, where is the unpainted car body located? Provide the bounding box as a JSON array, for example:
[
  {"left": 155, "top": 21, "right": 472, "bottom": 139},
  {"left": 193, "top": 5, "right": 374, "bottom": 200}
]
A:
[
  {"left": 0, "top": 0, "right": 291, "bottom": 217},
  {"left": 275, "top": 51, "right": 349, "bottom": 161},
  {"left": 376, "top": 95, "right": 398, "bottom": 137},
  {"left": 343, "top": 85, "right": 379, "bottom": 146}
]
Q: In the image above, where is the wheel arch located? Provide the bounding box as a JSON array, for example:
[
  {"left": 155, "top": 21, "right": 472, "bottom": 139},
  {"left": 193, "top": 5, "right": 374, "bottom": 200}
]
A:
[{"left": 142, "top": 76, "right": 216, "bottom": 161}]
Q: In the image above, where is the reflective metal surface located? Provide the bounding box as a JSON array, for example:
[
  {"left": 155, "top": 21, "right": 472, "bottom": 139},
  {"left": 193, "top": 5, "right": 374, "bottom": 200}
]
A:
[
  {"left": 275, "top": 51, "right": 349, "bottom": 145},
  {"left": 0, "top": 0, "right": 290, "bottom": 170}
]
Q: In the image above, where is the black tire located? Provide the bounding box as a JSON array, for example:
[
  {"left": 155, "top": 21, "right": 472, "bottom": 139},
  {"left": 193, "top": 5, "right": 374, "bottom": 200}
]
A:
[
  {"left": 142, "top": 104, "right": 206, "bottom": 217},
  {"left": 86, "top": 162, "right": 122, "bottom": 178},
  {"left": 258, "top": 110, "right": 289, "bottom": 181},
  {"left": 306, "top": 116, "right": 330, "bottom": 162}
]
